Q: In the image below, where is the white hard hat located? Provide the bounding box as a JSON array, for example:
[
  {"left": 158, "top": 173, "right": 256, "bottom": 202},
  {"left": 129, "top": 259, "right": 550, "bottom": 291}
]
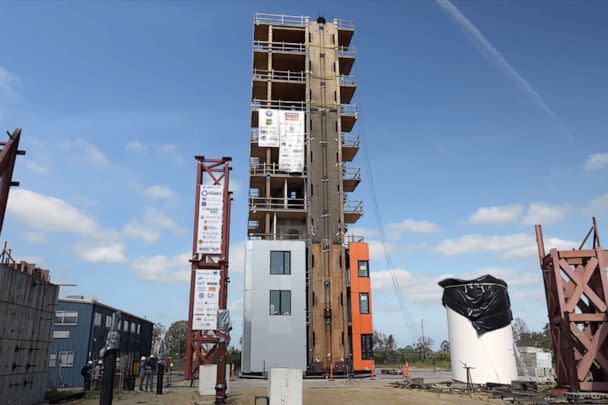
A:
[
  {"left": 98, "top": 360, "right": 103, "bottom": 365},
  {"left": 141, "top": 356, "right": 146, "bottom": 361},
  {"left": 87, "top": 360, "right": 93, "bottom": 365}
]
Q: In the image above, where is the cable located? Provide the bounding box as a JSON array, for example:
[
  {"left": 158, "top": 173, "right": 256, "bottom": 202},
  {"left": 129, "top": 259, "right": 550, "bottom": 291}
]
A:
[{"left": 360, "top": 129, "right": 422, "bottom": 343}]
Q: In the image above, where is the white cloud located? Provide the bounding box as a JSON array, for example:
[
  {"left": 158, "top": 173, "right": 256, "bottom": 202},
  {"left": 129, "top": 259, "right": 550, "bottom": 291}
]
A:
[
  {"left": 126, "top": 141, "right": 147, "bottom": 152},
  {"left": 75, "top": 242, "right": 127, "bottom": 263},
  {"left": 143, "top": 185, "right": 176, "bottom": 200},
  {"left": 387, "top": 218, "right": 441, "bottom": 239},
  {"left": 435, "top": 233, "right": 576, "bottom": 259},
  {"left": 63, "top": 139, "right": 108, "bottom": 167},
  {"left": 584, "top": 153, "right": 608, "bottom": 171},
  {"left": 123, "top": 207, "right": 183, "bottom": 243},
  {"left": 0, "top": 66, "right": 18, "bottom": 97},
  {"left": 371, "top": 268, "right": 442, "bottom": 303},
  {"left": 22, "top": 160, "right": 49, "bottom": 175},
  {"left": 469, "top": 204, "right": 524, "bottom": 225},
  {"left": 586, "top": 193, "right": 608, "bottom": 217},
  {"left": 131, "top": 252, "right": 191, "bottom": 282},
  {"left": 522, "top": 202, "right": 568, "bottom": 225},
  {"left": 229, "top": 179, "right": 242, "bottom": 195},
  {"left": 22, "top": 231, "right": 48, "bottom": 245},
  {"left": 368, "top": 240, "right": 391, "bottom": 260},
  {"left": 7, "top": 189, "right": 100, "bottom": 235},
  {"left": 229, "top": 241, "right": 247, "bottom": 273},
  {"left": 126, "top": 141, "right": 184, "bottom": 165}
]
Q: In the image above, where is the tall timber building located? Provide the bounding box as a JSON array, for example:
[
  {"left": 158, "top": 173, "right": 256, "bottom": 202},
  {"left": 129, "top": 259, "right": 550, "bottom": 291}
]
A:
[{"left": 242, "top": 13, "right": 375, "bottom": 375}]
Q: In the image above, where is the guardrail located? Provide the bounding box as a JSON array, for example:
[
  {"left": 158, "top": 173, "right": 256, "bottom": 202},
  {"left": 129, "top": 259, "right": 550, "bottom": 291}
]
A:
[
  {"left": 253, "top": 40, "right": 306, "bottom": 54},
  {"left": 248, "top": 233, "right": 308, "bottom": 241},
  {"left": 337, "top": 46, "right": 356, "bottom": 58},
  {"left": 252, "top": 99, "right": 306, "bottom": 111},
  {"left": 340, "top": 104, "right": 358, "bottom": 116},
  {"left": 249, "top": 196, "right": 307, "bottom": 211},
  {"left": 253, "top": 69, "right": 305, "bottom": 83},
  {"left": 334, "top": 18, "right": 355, "bottom": 31},
  {"left": 344, "top": 199, "right": 363, "bottom": 213},
  {"left": 254, "top": 13, "right": 308, "bottom": 27},
  {"left": 341, "top": 134, "right": 360, "bottom": 147},
  {"left": 342, "top": 167, "right": 361, "bottom": 181},
  {"left": 340, "top": 75, "right": 357, "bottom": 87},
  {"left": 250, "top": 162, "right": 307, "bottom": 176}
]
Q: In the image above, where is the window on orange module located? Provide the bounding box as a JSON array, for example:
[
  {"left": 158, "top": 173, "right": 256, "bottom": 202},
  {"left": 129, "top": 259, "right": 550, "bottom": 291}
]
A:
[
  {"left": 359, "top": 293, "right": 369, "bottom": 314},
  {"left": 361, "top": 334, "right": 373, "bottom": 360},
  {"left": 358, "top": 260, "right": 369, "bottom": 277}
]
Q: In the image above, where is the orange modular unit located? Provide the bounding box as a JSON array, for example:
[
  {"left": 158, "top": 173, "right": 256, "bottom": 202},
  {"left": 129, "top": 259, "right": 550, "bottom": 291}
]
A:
[{"left": 348, "top": 242, "right": 375, "bottom": 372}]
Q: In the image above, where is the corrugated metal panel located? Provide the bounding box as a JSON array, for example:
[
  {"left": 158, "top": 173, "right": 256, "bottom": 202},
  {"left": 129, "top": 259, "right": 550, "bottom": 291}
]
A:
[{"left": 48, "top": 301, "right": 93, "bottom": 388}]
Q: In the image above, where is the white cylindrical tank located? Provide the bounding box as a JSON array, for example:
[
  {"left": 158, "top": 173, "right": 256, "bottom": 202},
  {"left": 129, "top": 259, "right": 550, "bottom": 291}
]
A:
[{"left": 440, "top": 276, "right": 518, "bottom": 385}]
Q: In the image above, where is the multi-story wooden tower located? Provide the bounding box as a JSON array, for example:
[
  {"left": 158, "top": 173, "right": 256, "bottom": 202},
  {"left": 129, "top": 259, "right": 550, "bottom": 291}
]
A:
[{"left": 242, "top": 13, "right": 373, "bottom": 375}]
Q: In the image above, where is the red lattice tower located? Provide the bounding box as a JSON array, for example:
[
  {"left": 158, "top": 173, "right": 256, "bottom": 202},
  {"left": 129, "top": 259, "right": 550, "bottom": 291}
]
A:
[
  {"left": 185, "top": 156, "right": 232, "bottom": 402},
  {"left": 536, "top": 218, "right": 608, "bottom": 391}
]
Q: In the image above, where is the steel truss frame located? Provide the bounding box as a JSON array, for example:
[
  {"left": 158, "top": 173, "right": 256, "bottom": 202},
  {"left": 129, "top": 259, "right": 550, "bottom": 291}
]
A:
[
  {"left": 536, "top": 218, "right": 608, "bottom": 391},
  {"left": 185, "top": 156, "right": 232, "bottom": 403}
]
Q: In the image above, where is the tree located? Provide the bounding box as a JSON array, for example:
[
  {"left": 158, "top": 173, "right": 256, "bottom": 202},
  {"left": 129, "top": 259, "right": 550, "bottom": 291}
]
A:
[
  {"left": 386, "top": 334, "right": 396, "bottom": 350},
  {"left": 415, "top": 336, "right": 433, "bottom": 359},
  {"left": 373, "top": 330, "right": 387, "bottom": 350},
  {"left": 152, "top": 323, "right": 166, "bottom": 353},
  {"left": 164, "top": 320, "right": 187, "bottom": 359},
  {"left": 440, "top": 340, "right": 450, "bottom": 353}
]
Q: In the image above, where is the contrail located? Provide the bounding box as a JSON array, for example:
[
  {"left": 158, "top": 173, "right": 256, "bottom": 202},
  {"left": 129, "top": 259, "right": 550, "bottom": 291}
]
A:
[{"left": 435, "top": 0, "right": 567, "bottom": 131}]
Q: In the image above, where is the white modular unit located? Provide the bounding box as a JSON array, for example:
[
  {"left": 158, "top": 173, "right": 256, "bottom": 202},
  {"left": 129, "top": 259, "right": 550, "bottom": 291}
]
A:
[
  {"left": 241, "top": 240, "right": 307, "bottom": 373},
  {"left": 446, "top": 307, "right": 518, "bottom": 384}
]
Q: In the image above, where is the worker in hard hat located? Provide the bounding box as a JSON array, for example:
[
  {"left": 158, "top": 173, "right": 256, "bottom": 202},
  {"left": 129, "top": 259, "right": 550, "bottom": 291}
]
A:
[
  {"left": 80, "top": 360, "right": 93, "bottom": 390},
  {"left": 139, "top": 356, "right": 147, "bottom": 391},
  {"left": 92, "top": 360, "right": 103, "bottom": 390}
]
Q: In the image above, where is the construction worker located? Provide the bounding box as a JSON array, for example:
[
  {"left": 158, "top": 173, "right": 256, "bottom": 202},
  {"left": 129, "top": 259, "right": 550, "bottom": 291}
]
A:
[
  {"left": 139, "top": 356, "right": 147, "bottom": 391},
  {"left": 80, "top": 360, "right": 92, "bottom": 390}
]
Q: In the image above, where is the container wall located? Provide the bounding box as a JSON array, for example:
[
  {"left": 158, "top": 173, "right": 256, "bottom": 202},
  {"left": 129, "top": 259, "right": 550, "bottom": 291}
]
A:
[{"left": 241, "top": 240, "right": 306, "bottom": 373}]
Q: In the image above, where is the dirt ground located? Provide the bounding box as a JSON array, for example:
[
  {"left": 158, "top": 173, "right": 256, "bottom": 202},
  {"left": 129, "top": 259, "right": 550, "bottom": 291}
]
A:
[{"left": 76, "top": 376, "right": 498, "bottom": 405}]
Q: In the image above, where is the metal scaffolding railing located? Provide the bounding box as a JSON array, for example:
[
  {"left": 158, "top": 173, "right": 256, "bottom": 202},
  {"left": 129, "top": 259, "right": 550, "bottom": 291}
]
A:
[
  {"left": 254, "top": 13, "right": 308, "bottom": 27},
  {"left": 252, "top": 99, "right": 306, "bottom": 111},
  {"left": 250, "top": 162, "right": 307, "bottom": 176},
  {"left": 253, "top": 69, "right": 305, "bottom": 83},
  {"left": 344, "top": 199, "right": 363, "bottom": 214},
  {"left": 248, "top": 232, "right": 309, "bottom": 241},
  {"left": 337, "top": 46, "right": 356, "bottom": 58},
  {"left": 342, "top": 166, "right": 361, "bottom": 181},
  {"left": 340, "top": 75, "right": 357, "bottom": 87},
  {"left": 341, "top": 133, "right": 360, "bottom": 148},
  {"left": 253, "top": 40, "right": 306, "bottom": 54},
  {"left": 249, "top": 196, "right": 307, "bottom": 211},
  {"left": 340, "top": 104, "right": 359, "bottom": 116},
  {"left": 334, "top": 18, "right": 355, "bottom": 31}
]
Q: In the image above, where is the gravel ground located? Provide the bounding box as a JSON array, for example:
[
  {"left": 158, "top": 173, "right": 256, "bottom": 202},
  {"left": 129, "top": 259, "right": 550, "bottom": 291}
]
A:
[{"left": 74, "top": 370, "right": 497, "bottom": 405}]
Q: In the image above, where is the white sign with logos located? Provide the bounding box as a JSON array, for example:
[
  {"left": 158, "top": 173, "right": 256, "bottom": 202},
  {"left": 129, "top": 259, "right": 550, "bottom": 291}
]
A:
[
  {"left": 192, "top": 270, "right": 221, "bottom": 330},
  {"left": 197, "top": 184, "right": 224, "bottom": 254},
  {"left": 278, "top": 111, "right": 305, "bottom": 173},
  {"left": 258, "top": 108, "right": 280, "bottom": 147}
]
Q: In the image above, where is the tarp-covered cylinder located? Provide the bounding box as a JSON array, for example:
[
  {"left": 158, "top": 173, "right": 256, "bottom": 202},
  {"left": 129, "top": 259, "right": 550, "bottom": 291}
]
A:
[{"left": 439, "top": 275, "right": 518, "bottom": 385}]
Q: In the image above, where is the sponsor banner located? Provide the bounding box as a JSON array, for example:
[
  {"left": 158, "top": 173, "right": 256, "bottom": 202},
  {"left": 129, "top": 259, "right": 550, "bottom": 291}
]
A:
[
  {"left": 258, "top": 108, "right": 280, "bottom": 147},
  {"left": 197, "top": 184, "right": 224, "bottom": 254},
  {"left": 278, "top": 111, "right": 305, "bottom": 173},
  {"left": 192, "top": 270, "right": 221, "bottom": 330}
]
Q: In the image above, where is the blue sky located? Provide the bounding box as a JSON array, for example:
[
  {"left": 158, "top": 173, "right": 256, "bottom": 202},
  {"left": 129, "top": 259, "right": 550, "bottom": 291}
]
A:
[{"left": 1, "top": 1, "right": 608, "bottom": 348}]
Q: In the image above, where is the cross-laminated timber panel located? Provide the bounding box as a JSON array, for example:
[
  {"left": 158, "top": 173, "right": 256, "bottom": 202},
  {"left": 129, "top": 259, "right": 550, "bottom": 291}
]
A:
[{"left": 536, "top": 219, "right": 608, "bottom": 391}]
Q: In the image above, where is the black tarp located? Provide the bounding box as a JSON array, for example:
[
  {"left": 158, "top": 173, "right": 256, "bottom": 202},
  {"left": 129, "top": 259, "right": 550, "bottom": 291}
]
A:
[{"left": 438, "top": 275, "right": 513, "bottom": 336}]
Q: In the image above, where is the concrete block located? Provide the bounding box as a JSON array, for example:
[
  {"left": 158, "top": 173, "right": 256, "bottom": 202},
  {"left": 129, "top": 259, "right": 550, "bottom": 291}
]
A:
[
  {"left": 199, "top": 364, "right": 217, "bottom": 396},
  {"left": 268, "top": 368, "right": 302, "bottom": 405}
]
